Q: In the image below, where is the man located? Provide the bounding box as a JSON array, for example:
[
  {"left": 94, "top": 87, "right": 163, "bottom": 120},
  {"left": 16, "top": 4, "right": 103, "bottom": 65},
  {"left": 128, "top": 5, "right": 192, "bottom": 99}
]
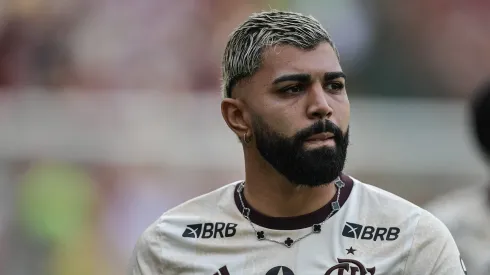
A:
[
  {"left": 129, "top": 11, "right": 466, "bottom": 274},
  {"left": 425, "top": 82, "right": 490, "bottom": 275}
]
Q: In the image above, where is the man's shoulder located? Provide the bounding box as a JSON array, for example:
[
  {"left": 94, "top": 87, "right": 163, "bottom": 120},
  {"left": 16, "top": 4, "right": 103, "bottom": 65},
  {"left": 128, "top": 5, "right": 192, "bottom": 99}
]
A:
[
  {"left": 354, "top": 179, "right": 458, "bottom": 254},
  {"left": 164, "top": 181, "right": 241, "bottom": 218},
  {"left": 129, "top": 181, "right": 240, "bottom": 274},
  {"left": 356, "top": 178, "right": 456, "bottom": 242},
  {"left": 351, "top": 177, "right": 450, "bottom": 236},
  {"left": 138, "top": 181, "right": 241, "bottom": 242},
  {"left": 353, "top": 177, "right": 422, "bottom": 212}
]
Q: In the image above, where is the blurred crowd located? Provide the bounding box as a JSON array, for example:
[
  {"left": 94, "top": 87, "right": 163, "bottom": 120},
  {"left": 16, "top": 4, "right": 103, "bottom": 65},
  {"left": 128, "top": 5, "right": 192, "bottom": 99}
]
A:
[
  {"left": 1, "top": 0, "right": 490, "bottom": 96},
  {"left": 0, "top": 0, "right": 271, "bottom": 91},
  {"left": 0, "top": 0, "right": 489, "bottom": 274}
]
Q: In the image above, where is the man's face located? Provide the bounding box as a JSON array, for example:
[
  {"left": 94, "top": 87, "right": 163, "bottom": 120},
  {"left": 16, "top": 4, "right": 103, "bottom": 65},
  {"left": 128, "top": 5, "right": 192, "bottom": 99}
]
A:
[{"left": 241, "top": 43, "right": 350, "bottom": 187}]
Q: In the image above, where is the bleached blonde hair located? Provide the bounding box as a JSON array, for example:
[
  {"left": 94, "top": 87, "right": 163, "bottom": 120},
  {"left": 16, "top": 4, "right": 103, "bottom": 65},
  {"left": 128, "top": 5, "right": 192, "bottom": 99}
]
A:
[{"left": 221, "top": 10, "right": 339, "bottom": 98}]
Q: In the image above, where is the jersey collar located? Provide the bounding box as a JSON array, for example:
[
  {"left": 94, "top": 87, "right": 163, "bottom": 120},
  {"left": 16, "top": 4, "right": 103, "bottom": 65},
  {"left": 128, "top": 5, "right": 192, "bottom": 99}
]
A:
[{"left": 234, "top": 174, "right": 354, "bottom": 230}]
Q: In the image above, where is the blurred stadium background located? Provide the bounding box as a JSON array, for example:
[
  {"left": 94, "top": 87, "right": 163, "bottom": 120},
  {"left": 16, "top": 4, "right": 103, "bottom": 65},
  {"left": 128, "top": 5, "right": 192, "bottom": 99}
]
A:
[{"left": 0, "top": 0, "right": 489, "bottom": 274}]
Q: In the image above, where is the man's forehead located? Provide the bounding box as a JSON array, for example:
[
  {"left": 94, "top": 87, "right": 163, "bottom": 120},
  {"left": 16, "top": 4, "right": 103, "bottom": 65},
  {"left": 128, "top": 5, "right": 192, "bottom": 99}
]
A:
[
  {"left": 233, "top": 43, "right": 342, "bottom": 98},
  {"left": 261, "top": 43, "right": 342, "bottom": 78}
]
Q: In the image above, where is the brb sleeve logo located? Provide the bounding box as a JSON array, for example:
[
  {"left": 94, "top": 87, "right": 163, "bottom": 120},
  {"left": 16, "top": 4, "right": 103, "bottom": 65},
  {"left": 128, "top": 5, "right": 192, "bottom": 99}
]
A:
[
  {"left": 342, "top": 222, "right": 400, "bottom": 241},
  {"left": 182, "top": 223, "right": 237, "bottom": 238}
]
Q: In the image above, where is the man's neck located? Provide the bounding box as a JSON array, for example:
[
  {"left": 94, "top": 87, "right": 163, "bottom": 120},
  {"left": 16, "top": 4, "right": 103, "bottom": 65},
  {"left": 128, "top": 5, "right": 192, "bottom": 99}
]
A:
[{"left": 243, "top": 156, "right": 338, "bottom": 218}]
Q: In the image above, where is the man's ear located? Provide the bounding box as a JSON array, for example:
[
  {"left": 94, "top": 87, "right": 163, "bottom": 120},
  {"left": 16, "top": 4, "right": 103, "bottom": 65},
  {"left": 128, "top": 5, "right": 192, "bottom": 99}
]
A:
[{"left": 221, "top": 98, "right": 251, "bottom": 140}]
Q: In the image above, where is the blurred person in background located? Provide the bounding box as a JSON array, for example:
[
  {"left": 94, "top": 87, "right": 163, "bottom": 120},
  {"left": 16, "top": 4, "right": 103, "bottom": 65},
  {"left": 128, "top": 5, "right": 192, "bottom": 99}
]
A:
[
  {"left": 129, "top": 10, "right": 466, "bottom": 275},
  {"left": 359, "top": 0, "right": 490, "bottom": 98},
  {"left": 426, "top": 81, "right": 490, "bottom": 274},
  {"left": 0, "top": 0, "right": 86, "bottom": 89}
]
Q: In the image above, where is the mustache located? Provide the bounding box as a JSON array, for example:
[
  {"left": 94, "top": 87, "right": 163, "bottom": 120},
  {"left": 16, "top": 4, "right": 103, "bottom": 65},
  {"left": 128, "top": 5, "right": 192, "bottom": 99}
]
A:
[{"left": 294, "top": 120, "right": 344, "bottom": 143}]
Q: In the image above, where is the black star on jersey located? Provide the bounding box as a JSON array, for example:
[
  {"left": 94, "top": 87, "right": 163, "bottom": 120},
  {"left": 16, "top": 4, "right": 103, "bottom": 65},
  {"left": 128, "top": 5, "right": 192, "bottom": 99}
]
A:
[{"left": 346, "top": 246, "right": 356, "bottom": 255}]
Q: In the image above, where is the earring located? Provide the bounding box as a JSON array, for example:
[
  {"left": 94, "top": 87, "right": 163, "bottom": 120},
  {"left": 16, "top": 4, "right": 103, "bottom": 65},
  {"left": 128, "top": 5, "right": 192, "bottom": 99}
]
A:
[{"left": 243, "top": 133, "right": 252, "bottom": 144}]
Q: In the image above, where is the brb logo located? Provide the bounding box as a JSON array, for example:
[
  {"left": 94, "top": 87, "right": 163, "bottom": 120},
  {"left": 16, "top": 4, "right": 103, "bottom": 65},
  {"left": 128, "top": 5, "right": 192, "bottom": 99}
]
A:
[
  {"left": 182, "top": 222, "right": 237, "bottom": 238},
  {"left": 325, "top": 259, "right": 376, "bottom": 275},
  {"left": 342, "top": 222, "right": 400, "bottom": 241}
]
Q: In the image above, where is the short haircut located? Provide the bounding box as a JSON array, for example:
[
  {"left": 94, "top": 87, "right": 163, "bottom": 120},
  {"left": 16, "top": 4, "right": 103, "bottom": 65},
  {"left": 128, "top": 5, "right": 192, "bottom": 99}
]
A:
[
  {"left": 221, "top": 10, "right": 339, "bottom": 98},
  {"left": 471, "top": 80, "right": 490, "bottom": 161}
]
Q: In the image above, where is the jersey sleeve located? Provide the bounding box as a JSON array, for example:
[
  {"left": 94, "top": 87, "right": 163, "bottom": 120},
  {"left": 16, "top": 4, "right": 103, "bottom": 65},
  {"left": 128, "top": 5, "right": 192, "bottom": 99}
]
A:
[
  {"left": 403, "top": 210, "right": 467, "bottom": 275},
  {"left": 128, "top": 223, "right": 166, "bottom": 275}
]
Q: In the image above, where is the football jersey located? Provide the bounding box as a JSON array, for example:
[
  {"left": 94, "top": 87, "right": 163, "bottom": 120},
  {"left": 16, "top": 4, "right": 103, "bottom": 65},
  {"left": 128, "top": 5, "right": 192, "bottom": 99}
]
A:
[
  {"left": 425, "top": 185, "right": 490, "bottom": 275},
  {"left": 129, "top": 174, "right": 466, "bottom": 275}
]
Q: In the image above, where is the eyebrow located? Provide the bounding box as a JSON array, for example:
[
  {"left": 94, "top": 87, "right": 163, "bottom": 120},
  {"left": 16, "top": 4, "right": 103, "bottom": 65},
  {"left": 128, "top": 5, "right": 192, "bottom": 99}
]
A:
[
  {"left": 325, "top": 71, "right": 347, "bottom": 81},
  {"left": 272, "top": 73, "right": 311, "bottom": 85},
  {"left": 271, "top": 71, "right": 346, "bottom": 85}
]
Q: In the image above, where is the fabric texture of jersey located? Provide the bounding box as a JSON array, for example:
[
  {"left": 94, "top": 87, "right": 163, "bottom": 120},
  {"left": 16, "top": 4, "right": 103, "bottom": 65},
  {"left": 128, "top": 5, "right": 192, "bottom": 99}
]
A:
[
  {"left": 129, "top": 175, "right": 466, "bottom": 275},
  {"left": 426, "top": 185, "right": 489, "bottom": 275}
]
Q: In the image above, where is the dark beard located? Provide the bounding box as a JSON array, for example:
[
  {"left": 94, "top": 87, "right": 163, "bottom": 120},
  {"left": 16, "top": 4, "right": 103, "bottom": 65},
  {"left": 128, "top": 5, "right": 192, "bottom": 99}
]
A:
[{"left": 252, "top": 116, "right": 349, "bottom": 187}]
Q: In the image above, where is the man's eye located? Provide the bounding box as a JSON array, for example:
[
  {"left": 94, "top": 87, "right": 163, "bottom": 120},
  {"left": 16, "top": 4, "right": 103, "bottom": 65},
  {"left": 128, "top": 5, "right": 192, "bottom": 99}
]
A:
[
  {"left": 281, "top": 85, "right": 305, "bottom": 94},
  {"left": 325, "top": 82, "right": 345, "bottom": 92}
]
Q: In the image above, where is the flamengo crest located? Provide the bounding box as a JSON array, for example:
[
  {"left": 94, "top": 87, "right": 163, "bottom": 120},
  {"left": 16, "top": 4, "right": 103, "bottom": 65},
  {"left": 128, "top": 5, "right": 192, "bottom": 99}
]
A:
[
  {"left": 263, "top": 259, "right": 376, "bottom": 275},
  {"left": 324, "top": 258, "right": 376, "bottom": 275}
]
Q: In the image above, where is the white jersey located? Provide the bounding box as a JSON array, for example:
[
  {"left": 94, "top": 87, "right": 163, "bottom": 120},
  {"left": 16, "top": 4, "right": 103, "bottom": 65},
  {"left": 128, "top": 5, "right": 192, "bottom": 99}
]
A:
[
  {"left": 129, "top": 175, "right": 466, "bottom": 275},
  {"left": 426, "top": 185, "right": 490, "bottom": 275}
]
